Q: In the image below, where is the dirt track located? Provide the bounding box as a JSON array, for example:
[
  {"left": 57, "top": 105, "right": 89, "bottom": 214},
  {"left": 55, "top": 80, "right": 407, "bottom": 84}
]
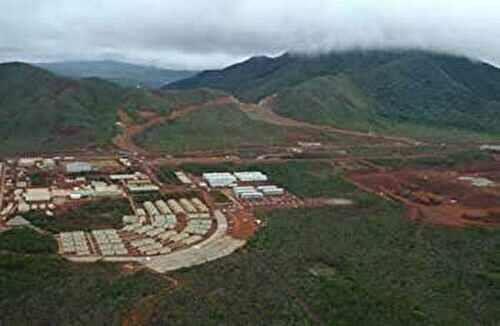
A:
[
  {"left": 112, "top": 96, "right": 236, "bottom": 154},
  {"left": 113, "top": 92, "right": 423, "bottom": 155},
  {"left": 240, "top": 95, "right": 418, "bottom": 146}
]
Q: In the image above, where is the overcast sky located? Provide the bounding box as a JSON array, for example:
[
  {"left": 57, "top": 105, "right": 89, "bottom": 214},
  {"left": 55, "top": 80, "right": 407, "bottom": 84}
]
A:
[{"left": 1, "top": 0, "right": 499, "bottom": 70}]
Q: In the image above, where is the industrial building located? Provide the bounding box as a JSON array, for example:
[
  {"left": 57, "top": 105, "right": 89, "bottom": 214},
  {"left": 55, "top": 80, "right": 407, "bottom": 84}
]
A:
[
  {"left": 18, "top": 157, "right": 42, "bottom": 167},
  {"left": 234, "top": 171, "right": 268, "bottom": 182},
  {"left": 240, "top": 191, "right": 264, "bottom": 200},
  {"left": 127, "top": 184, "right": 160, "bottom": 192},
  {"left": 233, "top": 186, "right": 264, "bottom": 200},
  {"left": 191, "top": 198, "right": 209, "bottom": 212},
  {"left": 24, "top": 188, "right": 51, "bottom": 202},
  {"left": 91, "top": 181, "right": 122, "bottom": 197},
  {"left": 202, "top": 172, "right": 237, "bottom": 188},
  {"left": 110, "top": 174, "right": 137, "bottom": 181},
  {"left": 480, "top": 145, "right": 500, "bottom": 152},
  {"left": 144, "top": 201, "right": 160, "bottom": 217},
  {"left": 257, "top": 185, "right": 285, "bottom": 196},
  {"left": 175, "top": 171, "right": 192, "bottom": 184},
  {"left": 65, "top": 162, "right": 94, "bottom": 174},
  {"left": 179, "top": 198, "right": 197, "bottom": 213},
  {"left": 155, "top": 200, "right": 172, "bottom": 215},
  {"left": 167, "top": 199, "right": 185, "bottom": 214}
]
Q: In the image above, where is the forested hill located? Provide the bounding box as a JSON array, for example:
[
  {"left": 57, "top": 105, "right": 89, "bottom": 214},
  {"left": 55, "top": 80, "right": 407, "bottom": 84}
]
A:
[
  {"left": 0, "top": 62, "right": 124, "bottom": 153},
  {"left": 168, "top": 50, "right": 500, "bottom": 135}
]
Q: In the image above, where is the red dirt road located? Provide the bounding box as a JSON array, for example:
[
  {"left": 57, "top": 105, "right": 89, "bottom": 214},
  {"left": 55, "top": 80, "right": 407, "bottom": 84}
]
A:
[{"left": 113, "top": 96, "right": 237, "bottom": 154}]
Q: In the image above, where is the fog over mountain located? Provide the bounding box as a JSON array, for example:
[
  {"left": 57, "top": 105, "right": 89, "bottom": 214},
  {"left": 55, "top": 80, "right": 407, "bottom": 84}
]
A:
[{"left": 1, "top": 1, "right": 499, "bottom": 69}]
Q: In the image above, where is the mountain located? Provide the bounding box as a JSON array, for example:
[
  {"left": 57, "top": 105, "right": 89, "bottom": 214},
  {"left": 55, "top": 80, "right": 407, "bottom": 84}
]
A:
[
  {"left": 169, "top": 50, "right": 500, "bottom": 136},
  {"left": 0, "top": 62, "right": 125, "bottom": 153},
  {"left": 37, "top": 60, "right": 197, "bottom": 88}
]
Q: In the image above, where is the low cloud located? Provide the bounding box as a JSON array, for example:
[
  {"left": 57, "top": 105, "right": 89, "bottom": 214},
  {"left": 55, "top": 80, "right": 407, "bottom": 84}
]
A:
[{"left": 1, "top": 0, "right": 499, "bottom": 69}]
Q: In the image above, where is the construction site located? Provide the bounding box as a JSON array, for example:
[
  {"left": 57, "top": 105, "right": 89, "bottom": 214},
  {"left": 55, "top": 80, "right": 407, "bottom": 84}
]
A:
[
  {"left": 0, "top": 154, "right": 301, "bottom": 273},
  {"left": 348, "top": 160, "right": 500, "bottom": 227}
]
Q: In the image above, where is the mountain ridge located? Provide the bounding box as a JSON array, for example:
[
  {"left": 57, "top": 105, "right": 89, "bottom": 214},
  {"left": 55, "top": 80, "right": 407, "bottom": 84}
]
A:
[
  {"left": 37, "top": 60, "right": 197, "bottom": 89},
  {"left": 169, "top": 50, "right": 500, "bottom": 137}
]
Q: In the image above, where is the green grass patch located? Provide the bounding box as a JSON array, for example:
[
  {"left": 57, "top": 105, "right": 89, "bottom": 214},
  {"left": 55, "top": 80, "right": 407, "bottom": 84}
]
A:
[
  {"left": 24, "top": 199, "right": 132, "bottom": 233},
  {"left": 156, "top": 166, "right": 181, "bottom": 184},
  {"left": 370, "top": 149, "right": 492, "bottom": 169},
  {"left": 136, "top": 103, "right": 291, "bottom": 153},
  {"left": 0, "top": 228, "right": 57, "bottom": 254}
]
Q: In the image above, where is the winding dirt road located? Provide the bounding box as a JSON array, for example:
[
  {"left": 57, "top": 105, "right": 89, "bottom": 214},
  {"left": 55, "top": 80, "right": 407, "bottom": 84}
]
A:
[
  {"left": 113, "top": 93, "right": 419, "bottom": 155},
  {"left": 112, "top": 96, "right": 236, "bottom": 154},
  {"left": 240, "top": 95, "right": 418, "bottom": 146}
]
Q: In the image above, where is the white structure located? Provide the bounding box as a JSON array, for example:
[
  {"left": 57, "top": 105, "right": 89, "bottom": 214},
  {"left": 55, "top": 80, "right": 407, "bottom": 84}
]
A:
[
  {"left": 233, "top": 186, "right": 265, "bottom": 200},
  {"left": 92, "top": 182, "right": 122, "bottom": 197},
  {"left": 24, "top": 188, "right": 51, "bottom": 202},
  {"left": 155, "top": 200, "right": 172, "bottom": 215},
  {"left": 175, "top": 171, "right": 192, "bottom": 184},
  {"left": 459, "top": 176, "right": 495, "bottom": 187},
  {"left": 234, "top": 171, "right": 268, "bottom": 182},
  {"left": 18, "top": 157, "right": 41, "bottom": 167},
  {"left": 127, "top": 184, "right": 160, "bottom": 192},
  {"left": 257, "top": 185, "right": 285, "bottom": 196},
  {"left": 233, "top": 186, "right": 257, "bottom": 197},
  {"left": 480, "top": 145, "right": 500, "bottom": 152},
  {"left": 144, "top": 201, "right": 160, "bottom": 217},
  {"left": 6, "top": 216, "right": 31, "bottom": 227},
  {"left": 191, "top": 198, "right": 209, "bottom": 213},
  {"left": 179, "top": 198, "right": 197, "bottom": 213},
  {"left": 167, "top": 199, "right": 185, "bottom": 215},
  {"left": 202, "top": 173, "right": 237, "bottom": 188},
  {"left": 110, "top": 174, "right": 137, "bottom": 181},
  {"left": 240, "top": 192, "right": 264, "bottom": 200},
  {"left": 65, "top": 162, "right": 93, "bottom": 174}
]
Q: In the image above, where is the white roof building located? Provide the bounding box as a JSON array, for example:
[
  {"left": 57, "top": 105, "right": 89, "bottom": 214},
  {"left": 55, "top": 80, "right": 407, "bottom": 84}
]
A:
[
  {"left": 234, "top": 171, "right": 268, "bottom": 182},
  {"left": 24, "top": 188, "right": 51, "bottom": 202},
  {"left": 202, "top": 173, "right": 237, "bottom": 188},
  {"left": 65, "top": 162, "right": 93, "bottom": 174}
]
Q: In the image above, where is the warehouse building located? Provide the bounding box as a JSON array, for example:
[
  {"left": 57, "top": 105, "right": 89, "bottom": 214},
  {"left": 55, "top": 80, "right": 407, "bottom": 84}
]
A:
[
  {"left": 65, "top": 162, "right": 94, "bottom": 174},
  {"left": 175, "top": 171, "right": 192, "bottom": 184},
  {"left": 240, "top": 192, "right": 264, "bottom": 200},
  {"left": 110, "top": 174, "right": 137, "bottom": 181},
  {"left": 155, "top": 200, "right": 172, "bottom": 215},
  {"left": 127, "top": 184, "right": 160, "bottom": 192},
  {"left": 144, "top": 201, "right": 160, "bottom": 217},
  {"left": 257, "top": 185, "right": 285, "bottom": 196},
  {"left": 202, "top": 172, "right": 237, "bottom": 188},
  {"left": 167, "top": 199, "right": 185, "bottom": 215},
  {"left": 191, "top": 198, "right": 209, "bottom": 212},
  {"left": 24, "top": 188, "right": 51, "bottom": 202},
  {"left": 18, "top": 157, "right": 42, "bottom": 167},
  {"left": 233, "top": 186, "right": 264, "bottom": 200},
  {"left": 233, "top": 186, "right": 258, "bottom": 197},
  {"left": 91, "top": 181, "right": 122, "bottom": 197},
  {"left": 234, "top": 171, "right": 268, "bottom": 182},
  {"left": 179, "top": 198, "right": 197, "bottom": 213},
  {"left": 480, "top": 145, "right": 500, "bottom": 152}
]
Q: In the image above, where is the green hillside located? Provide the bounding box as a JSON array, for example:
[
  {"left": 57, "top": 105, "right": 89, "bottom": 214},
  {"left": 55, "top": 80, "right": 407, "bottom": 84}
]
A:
[
  {"left": 135, "top": 102, "right": 291, "bottom": 152},
  {"left": 170, "top": 50, "right": 500, "bottom": 138},
  {"left": 38, "top": 60, "right": 197, "bottom": 88},
  {"left": 273, "top": 74, "right": 381, "bottom": 131},
  {"left": 0, "top": 62, "right": 125, "bottom": 153},
  {"left": 168, "top": 51, "right": 411, "bottom": 102},
  {"left": 122, "top": 88, "right": 227, "bottom": 123}
]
